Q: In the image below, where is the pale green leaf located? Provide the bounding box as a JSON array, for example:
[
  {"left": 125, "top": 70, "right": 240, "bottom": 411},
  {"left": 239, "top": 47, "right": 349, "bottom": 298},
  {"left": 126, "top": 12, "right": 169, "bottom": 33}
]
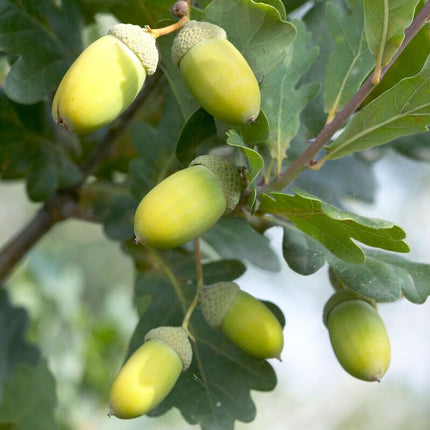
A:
[
  {"left": 330, "top": 250, "right": 430, "bottom": 303},
  {"left": 325, "top": 56, "right": 430, "bottom": 160},
  {"left": 203, "top": 0, "right": 297, "bottom": 81},
  {"left": 324, "top": 0, "right": 375, "bottom": 122},
  {"left": 364, "top": 0, "right": 421, "bottom": 82},
  {"left": 261, "top": 19, "right": 319, "bottom": 173},
  {"left": 259, "top": 188, "right": 409, "bottom": 264},
  {"left": 226, "top": 130, "right": 264, "bottom": 186}
]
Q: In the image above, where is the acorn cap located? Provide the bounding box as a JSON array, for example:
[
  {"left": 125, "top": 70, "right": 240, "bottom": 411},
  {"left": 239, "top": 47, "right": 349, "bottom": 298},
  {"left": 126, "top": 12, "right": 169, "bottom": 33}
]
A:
[
  {"left": 145, "top": 326, "right": 192, "bottom": 370},
  {"left": 199, "top": 282, "right": 240, "bottom": 328},
  {"left": 323, "top": 289, "right": 377, "bottom": 328},
  {"left": 171, "top": 20, "right": 227, "bottom": 65},
  {"left": 190, "top": 155, "right": 242, "bottom": 213},
  {"left": 108, "top": 23, "right": 159, "bottom": 75}
]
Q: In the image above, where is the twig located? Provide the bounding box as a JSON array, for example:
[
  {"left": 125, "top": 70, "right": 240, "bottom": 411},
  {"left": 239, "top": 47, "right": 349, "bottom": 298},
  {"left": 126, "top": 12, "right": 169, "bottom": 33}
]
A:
[
  {"left": 265, "top": 1, "right": 430, "bottom": 192},
  {"left": 0, "top": 71, "right": 165, "bottom": 284}
]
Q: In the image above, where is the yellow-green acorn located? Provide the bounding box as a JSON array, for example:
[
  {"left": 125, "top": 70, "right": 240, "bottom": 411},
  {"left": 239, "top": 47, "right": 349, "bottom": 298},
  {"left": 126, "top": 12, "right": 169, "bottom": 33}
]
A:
[
  {"left": 134, "top": 155, "right": 242, "bottom": 249},
  {"left": 108, "top": 326, "right": 192, "bottom": 419},
  {"left": 199, "top": 282, "right": 284, "bottom": 359},
  {"left": 171, "top": 20, "right": 261, "bottom": 125},
  {"left": 52, "top": 24, "right": 158, "bottom": 134},
  {"left": 323, "top": 290, "right": 391, "bottom": 382}
]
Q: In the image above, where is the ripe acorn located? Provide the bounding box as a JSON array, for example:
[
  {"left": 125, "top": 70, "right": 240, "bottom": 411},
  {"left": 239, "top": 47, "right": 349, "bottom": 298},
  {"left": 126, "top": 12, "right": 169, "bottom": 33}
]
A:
[
  {"left": 171, "top": 20, "right": 261, "bottom": 125},
  {"left": 323, "top": 290, "right": 391, "bottom": 382},
  {"left": 52, "top": 24, "right": 158, "bottom": 134},
  {"left": 134, "top": 155, "right": 242, "bottom": 249},
  {"left": 108, "top": 326, "right": 192, "bottom": 419},
  {"left": 199, "top": 282, "right": 284, "bottom": 359}
]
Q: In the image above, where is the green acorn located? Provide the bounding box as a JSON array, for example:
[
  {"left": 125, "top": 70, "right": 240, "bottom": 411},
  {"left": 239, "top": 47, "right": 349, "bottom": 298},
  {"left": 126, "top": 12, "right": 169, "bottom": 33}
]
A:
[
  {"left": 52, "top": 24, "right": 158, "bottom": 134},
  {"left": 323, "top": 290, "right": 391, "bottom": 382},
  {"left": 172, "top": 20, "right": 261, "bottom": 125},
  {"left": 199, "top": 282, "right": 284, "bottom": 359},
  {"left": 108, "top": 326, "right": 192, "bottom": 419},
  {"left": 134, "top": 155, "right": 242, "bottom": 249}
]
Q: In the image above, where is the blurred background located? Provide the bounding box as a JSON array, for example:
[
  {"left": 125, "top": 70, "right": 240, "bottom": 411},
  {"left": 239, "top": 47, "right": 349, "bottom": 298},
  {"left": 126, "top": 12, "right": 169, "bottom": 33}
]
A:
[{"left": 1, "top": 149, "right": 429, "bottom": 430}]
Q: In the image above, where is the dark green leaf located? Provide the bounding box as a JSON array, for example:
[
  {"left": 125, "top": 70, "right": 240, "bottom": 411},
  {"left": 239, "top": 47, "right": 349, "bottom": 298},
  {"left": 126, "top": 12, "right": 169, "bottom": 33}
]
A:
[
  {"left": 202, "top": 217, "right": 280, "bottom": 272},
  {"left": 0, "top": 291, "right": 40, "bottom": 392},
  {"left": 324, "top": 0, "right": 374, "bottom": 122},
  {"left": 127, "top": 255, "right": 278, "bottom": 429},
  {"left": 0, "top": 0, "right": 82, "bottom": 103},
  {"left": 392, "top": 131, "right": 430, "bottom": 162},
  {"left": 176, "top": 108, "right": 217, "bottom": 166},
  {"left": 325, "top": 56, "right": 430, "bottom": 161},
  {"left": 227, "top": 110, "right": 270, "bottom": 145},
  {"left": 261, "top": 19, "right": 319, "bottom": 173},
  {"left": 203, "top": 0, "right": 297, "bottom": 81},
  {"left": 282, "top": 224, "right": 326, "bottom": 275},
  {"left": 364, "top": 0, "right": 420, "bottom": 82},
  {"left": 259, "top": 188, "right": 409, "bottom": 264},
  {"left": 329, "top": 250, "right": 430, "bottom": 303},
  {"left": 0, "top": 361, "right": 58, "bottom": 430}
]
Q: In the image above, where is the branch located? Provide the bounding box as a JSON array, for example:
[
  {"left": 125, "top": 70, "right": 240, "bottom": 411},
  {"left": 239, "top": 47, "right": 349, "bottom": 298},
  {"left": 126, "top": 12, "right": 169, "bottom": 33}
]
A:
[
  {"left": 0, "top": 70, "right": 165, "bottom": 284},
  {"left": 266, "top": 1, "right": 430, "bottom": 191}
]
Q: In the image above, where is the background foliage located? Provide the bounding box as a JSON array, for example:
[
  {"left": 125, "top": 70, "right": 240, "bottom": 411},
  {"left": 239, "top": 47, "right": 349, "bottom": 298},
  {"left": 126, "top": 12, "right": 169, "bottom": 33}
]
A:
[{"left": 0, "top": 0, "right": 429, "bottom": 429}]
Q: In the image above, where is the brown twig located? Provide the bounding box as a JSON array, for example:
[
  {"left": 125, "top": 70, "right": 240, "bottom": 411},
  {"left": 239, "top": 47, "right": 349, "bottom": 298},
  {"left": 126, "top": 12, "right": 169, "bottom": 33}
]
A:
[
  {"left": 0, "top": 71, "right": 165, "bottom": 284},
  {"left": 265, "top": 1, "right": 430, "bottom": 192}
]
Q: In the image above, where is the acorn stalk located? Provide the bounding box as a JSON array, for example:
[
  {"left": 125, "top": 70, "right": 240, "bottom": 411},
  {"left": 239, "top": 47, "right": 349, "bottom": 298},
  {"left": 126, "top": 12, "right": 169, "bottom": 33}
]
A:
[
  {"left": 199, "top": 282, "right": 284, "bottom": 359},
  {"left": 108, "top": 326, "right": 192, "bottom": 419},
  {"left": 172, "top": 20, "right": 261, "bottom": 125},
  {"left": 134, "top": 155, "right": 242, "bottom": 249},
  {"left": 52, "top": 24, "right": 158, "bottom": 134}
]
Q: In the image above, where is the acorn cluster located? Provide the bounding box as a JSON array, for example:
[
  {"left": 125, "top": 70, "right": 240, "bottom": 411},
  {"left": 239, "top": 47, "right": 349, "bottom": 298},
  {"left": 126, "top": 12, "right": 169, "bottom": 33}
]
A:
[{"left": 51, "top": 1, "right": 391, "bottom": 422}]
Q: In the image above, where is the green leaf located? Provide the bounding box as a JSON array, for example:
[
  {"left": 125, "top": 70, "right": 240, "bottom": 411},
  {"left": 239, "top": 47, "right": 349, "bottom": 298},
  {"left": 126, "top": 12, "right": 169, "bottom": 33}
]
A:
[
  {"left": 392, "top": 131, "right": 430, "bottom": 161},
  {"left": 256, "top": 0, "right": 286, "bottom": 19},
  {"left": 0, "top": 0, "right": 82, "bottom": 103},
  {"left": 325, "top": 56, "right": 430, "bottom": 161},
  {"left": 324, "top": 0, "right": 374, "bottom": 122},
  {"left": 282, "top": 223, "right": 326, "bottom": 275},
  {"left": 259, "top": 188, "right": 409, "bottom": 264},
  {"left": 202, "top": 217, "right": 280, "bottom": 272},
  {"left": 203, "top": 0, "right": 297, "bottom": 81},
  {"left": 0, "top": 291, "right": 40, "bottom": 392},
  {"left": 0, "top": 91, "right": 83, "bottom": 200},
  {"left": 176, "top": 108, "right": 217, "bottom": 166},
  {"left": 230, "top": 110, "right": 270, "bottom": 145},
  {"left": 129, "top": 91, "right": 184, "bottom": 200},
  {"left": 364, "top": 0, "right": 421, "bottom": 83},
  {"left": 261, "top": 19, "right": 319, "bottom": 173},
  {"left": 329, "top": 250, "right": 430, "bottom": 303},
  {"left": 0, "top": 361, "right": 59, "bottom": 430},
  {"left": 226, "top": 130, "right": 264, "bottom": 186},
  {"left": 127, "top": 254, "right": 278, "bottom": 429}
]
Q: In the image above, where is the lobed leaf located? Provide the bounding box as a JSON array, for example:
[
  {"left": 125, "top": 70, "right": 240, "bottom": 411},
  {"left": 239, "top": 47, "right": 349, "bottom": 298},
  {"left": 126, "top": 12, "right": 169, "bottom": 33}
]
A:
[
  {"left": 325, "top": 56, "right": 430, "bottom": 161},
  {"left": 202, "top": 217, "right": 280, "bottom": 272},
  {"left": 0, "top": 361, "right": 59, "bottom": 430},
  {"left": 0, "top": 91, "right": 83, "bottom": 201},
  {"left": 259, "top": 188, "right": 409, "bottom": 264},
  {"left": 324, "top": 0, "right": 374, "bottom": 122},
  {"left": 261, "top": 19, "right": 319, "bottom": 174},
  {"left": 226, "top": 130, "right": 264, "bottom": 186},
  {"left": 364, "top": 0, "right": 421, "bottom": 82},
  {"left": 329, "top": 249, "right": 430, "bottom": 303},
  {"left": 0, "top": 0, "right": 82, "bottom": 104},
  {"left": 203, "top": 0, "right": 297, "bottom": 81},
  {"left": 125, "top": 252, "right": 278, "bottom": 429}
]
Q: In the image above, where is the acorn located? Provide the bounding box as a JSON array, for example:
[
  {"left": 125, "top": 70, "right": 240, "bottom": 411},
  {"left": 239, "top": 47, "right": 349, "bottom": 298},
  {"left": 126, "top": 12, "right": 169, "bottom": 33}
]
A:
[
  {"left": 323, "top": 290, "right": 391, "bottom": 382},
  {"left": 108, "top": 326, "right": 192, "bottom": 419},
  {"left": 199, "top": 282, "right": 284, "bottom": 359},
  {"left": 171, "top": 20, "right": 261, "bottom": 125},
  {"left": 134, "top": 155, "right": 242, "bottom": 249},
  {"left": 52, "top": 23, "right": 158, "bottom": 134}
]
